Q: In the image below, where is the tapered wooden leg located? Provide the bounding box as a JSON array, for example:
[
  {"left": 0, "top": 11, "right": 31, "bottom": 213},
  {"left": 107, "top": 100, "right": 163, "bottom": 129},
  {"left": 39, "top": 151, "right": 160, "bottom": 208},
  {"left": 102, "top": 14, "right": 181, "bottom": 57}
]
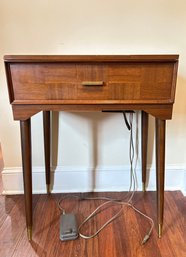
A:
[
  {"left": 141, "top": 111, "right": 149, "bottom": 192},
  {"left": 20, "top": 119, "right": 32, "bottom": 241},
  {"left": 43, "top": 111, "right": 51, "bottom": 194},
  {"left": 156, "top": 118, "right": 166, "bottom": 238}
]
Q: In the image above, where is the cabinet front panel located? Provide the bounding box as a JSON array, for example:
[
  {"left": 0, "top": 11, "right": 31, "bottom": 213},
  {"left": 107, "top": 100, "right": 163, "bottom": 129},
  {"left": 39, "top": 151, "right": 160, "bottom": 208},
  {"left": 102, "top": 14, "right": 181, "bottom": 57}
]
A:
[{"left": 10, "top": 62, "right": 174, "bottom": 103}]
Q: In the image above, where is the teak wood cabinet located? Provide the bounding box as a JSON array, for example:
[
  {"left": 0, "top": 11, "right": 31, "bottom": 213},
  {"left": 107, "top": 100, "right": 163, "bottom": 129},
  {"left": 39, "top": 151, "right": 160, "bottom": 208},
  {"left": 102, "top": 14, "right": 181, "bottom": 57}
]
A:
[{"left": 4, "top": 55, "right": 179, "bottom": 240}]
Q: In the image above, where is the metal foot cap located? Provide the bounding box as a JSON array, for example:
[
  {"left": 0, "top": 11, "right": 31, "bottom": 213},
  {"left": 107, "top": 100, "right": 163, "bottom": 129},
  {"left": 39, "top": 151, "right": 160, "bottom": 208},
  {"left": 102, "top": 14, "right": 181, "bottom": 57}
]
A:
[
  {"left": 158, "top": 224, "right": 162, "bottom": 238},
  {"left": 27, "top": 226, "right": 32, "bottom": 241}
]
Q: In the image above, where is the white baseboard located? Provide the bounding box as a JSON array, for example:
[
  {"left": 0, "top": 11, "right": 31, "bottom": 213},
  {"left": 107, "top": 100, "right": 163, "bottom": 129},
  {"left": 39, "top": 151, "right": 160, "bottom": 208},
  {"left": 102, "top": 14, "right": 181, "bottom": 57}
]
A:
[{"left": 2, "top": 165, "right": 186, "bottom": 196}]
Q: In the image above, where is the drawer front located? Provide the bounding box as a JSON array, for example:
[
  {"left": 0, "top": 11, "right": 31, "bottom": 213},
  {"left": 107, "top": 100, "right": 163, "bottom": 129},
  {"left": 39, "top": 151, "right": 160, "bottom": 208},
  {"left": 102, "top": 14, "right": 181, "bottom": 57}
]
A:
[{"left": 10, "top": 62, "right": 174, "bottom": 102}]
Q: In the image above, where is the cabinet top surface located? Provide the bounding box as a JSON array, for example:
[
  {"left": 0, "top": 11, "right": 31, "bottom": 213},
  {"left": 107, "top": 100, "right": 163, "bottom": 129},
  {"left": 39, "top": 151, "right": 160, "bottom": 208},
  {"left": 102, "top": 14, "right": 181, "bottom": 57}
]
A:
[{"left": 4, "top": 54, "right": 179, "bottom": 63}]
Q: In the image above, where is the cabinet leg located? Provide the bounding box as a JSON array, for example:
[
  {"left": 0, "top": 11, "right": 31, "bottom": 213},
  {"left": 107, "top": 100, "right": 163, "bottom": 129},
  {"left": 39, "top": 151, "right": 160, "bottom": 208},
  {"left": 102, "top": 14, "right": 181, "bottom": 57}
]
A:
[
  {"left": 156, "top": 118, "right": 166, "bottom": 238},
  {"left": 141, "top": 111, "right": 149, "bottom": 192},
  {"left": 43, "top": 111, "right": 51, "bottom": 194},
  {"left": 20, "top": 119, "right": 32, "bottom": 241}
]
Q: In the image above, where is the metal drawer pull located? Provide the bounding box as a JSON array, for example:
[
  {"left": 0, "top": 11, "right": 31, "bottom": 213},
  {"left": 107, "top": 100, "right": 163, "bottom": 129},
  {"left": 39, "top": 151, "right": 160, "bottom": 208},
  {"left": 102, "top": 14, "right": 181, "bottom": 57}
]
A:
[{"left": 82, "top": 81, "right": 104, "bottom": 86}]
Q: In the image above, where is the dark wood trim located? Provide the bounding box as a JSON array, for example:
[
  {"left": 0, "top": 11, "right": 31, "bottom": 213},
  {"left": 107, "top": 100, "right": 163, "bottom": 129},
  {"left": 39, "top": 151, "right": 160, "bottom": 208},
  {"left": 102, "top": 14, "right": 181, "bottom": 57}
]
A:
[
  {"left": 4, "top": 54, "right": 179, "bottom": 63},
  {"left": 12, "top": 99, "right": 174, "bottom": 105},
  {"left": 4, "top": 62, "right": 14, "bottom": 103},
  {"left": 12, "top": 104, "right": 173, "bottom": 121},
  {"left": 171, "top": 61, "right": 179, "bottom": 101}
]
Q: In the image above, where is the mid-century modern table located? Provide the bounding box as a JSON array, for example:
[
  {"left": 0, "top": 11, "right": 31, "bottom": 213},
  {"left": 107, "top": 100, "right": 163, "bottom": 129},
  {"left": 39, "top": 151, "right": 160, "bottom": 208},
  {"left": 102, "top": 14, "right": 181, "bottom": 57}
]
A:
[{"left": 4, "top": 55, "right": 179, "bottom": 240}]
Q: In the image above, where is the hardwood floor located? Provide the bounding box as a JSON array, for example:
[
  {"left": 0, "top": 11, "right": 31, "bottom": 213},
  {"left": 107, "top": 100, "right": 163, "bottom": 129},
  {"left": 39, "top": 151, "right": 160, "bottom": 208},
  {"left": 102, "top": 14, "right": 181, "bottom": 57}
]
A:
[{"left": 0, "top": 190, "right": 185, "bottom": 257}]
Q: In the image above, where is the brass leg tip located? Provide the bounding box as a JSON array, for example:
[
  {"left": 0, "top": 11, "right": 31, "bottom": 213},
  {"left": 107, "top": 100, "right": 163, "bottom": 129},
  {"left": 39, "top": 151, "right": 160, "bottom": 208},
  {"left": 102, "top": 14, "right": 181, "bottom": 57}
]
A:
[
  {"left": 46, "top": 184, "right": 50, "bottom": 194},
  {"left": 142, "top": 182, "right": 146, "bottom": 192},
  {"left": 27, "top": 226, "right": 32, "bottom": 241},
  {"left": 158, "top": 224, "right": 162, "bottom": 238}
]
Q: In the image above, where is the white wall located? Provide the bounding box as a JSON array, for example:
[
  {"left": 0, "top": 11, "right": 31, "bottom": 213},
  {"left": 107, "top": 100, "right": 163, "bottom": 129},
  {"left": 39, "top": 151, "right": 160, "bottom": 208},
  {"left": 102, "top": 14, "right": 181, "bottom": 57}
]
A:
[{"left": 1, "top": 0, "right": 186, "bottom": 194}]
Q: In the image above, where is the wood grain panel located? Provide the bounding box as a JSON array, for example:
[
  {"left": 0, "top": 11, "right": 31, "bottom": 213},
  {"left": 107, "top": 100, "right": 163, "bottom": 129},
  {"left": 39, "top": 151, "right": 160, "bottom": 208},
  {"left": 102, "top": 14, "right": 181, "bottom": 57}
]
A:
[{"left": 9, "top": 62, "right": 175, "bottom": 103}]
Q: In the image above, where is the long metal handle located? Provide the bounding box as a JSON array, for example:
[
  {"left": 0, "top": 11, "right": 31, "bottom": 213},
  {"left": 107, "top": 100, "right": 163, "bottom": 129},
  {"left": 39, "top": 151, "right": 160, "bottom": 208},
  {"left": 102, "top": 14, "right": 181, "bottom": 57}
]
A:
[{"left": 82, "top": 81, "right": 104, "bottom": 86}]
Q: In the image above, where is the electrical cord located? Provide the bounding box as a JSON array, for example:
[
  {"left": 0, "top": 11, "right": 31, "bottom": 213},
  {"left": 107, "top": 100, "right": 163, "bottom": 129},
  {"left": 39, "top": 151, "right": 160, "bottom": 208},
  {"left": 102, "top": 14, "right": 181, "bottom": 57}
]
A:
[
  {"left": 58, "top": 195, "right": 154, "bottom": 244},
  {"left": 58, "top": 111, "right": 154, "bottom": 245}
]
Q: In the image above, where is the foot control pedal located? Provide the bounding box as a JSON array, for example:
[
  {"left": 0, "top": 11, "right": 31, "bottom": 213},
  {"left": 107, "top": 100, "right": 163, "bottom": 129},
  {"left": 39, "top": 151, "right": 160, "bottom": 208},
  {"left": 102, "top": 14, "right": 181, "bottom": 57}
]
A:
[{"left": 60, "top": 213, "right": 78, "bottom": 241}]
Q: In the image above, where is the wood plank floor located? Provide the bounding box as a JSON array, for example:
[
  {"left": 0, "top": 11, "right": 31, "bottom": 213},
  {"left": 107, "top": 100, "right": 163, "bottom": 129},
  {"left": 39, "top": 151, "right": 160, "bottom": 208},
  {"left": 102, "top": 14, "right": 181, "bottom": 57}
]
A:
[{"left": 0, "top": 190, "right": 186, "bottom": 257}]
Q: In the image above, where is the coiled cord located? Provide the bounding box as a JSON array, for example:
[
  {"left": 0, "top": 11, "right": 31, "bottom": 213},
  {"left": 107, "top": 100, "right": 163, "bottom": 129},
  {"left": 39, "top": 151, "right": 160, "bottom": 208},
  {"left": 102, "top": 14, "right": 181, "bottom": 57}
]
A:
[{"left": 58, "top": 111, "right": 154, "bottom": 245}]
